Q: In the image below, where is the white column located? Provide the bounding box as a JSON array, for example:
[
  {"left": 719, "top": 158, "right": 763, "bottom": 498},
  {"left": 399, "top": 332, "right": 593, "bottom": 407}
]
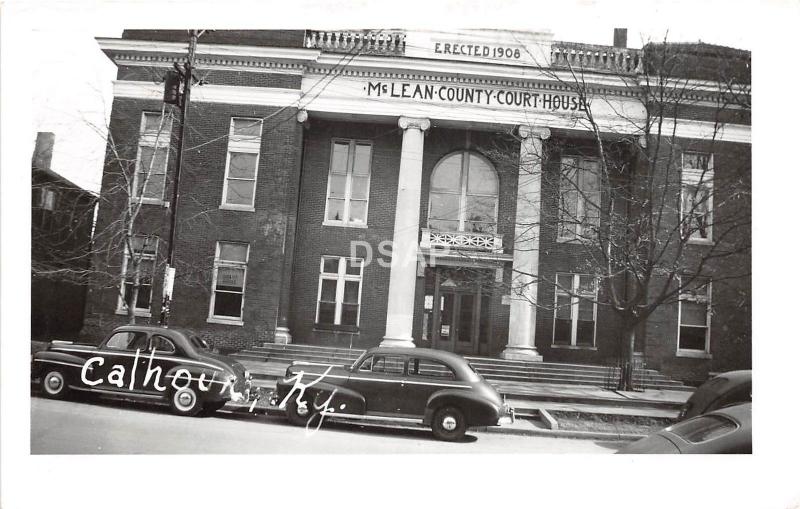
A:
[
  {"left": 381, "top": 116, "right": 430, "bottom": 348},
  {"left": 502, "top": 125, "right": 550, "bottom": 361}
]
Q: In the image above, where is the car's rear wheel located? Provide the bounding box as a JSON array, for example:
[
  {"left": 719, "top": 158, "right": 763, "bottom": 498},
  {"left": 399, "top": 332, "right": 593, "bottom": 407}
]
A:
[
  {"left": 41, "top": 369, "right": 70, "bottom": 399},
  {"left": 169, "top": 387, "right": 203, "bottom": 417},
  {"left": 431, "top": 406, "right": 467, "bottom": 441},
  {"left": 286, "top": 392, "right": 315, "bottom": 426}
]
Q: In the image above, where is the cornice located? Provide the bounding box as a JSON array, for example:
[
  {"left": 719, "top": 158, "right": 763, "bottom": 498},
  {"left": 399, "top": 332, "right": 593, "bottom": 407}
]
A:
[
  {"left": 96, "top": 38, "right": 321, "bottom": 63},
  {"left": 111, "top": 79, "right": 750, "bottom": 144}
]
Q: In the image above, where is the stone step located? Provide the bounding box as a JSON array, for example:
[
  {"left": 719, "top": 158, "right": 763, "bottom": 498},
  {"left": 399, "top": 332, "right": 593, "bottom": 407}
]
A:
[
  {"left": 252, "top": 344, "right": 366, "bottom": 356},
  {"left": 243, "top": 343, "right": 690, "bottom": 391}
]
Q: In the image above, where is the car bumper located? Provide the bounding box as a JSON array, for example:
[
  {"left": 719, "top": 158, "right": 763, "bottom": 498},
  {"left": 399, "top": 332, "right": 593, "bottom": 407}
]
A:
[
  {"left": 229, "top": 375, "right": 254, "bottom": 403},
  {"left": 497, "top": 404, "right": 515, "bottom": 425}
]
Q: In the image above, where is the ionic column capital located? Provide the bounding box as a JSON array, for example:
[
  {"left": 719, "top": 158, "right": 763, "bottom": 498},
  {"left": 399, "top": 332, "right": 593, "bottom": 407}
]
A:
[
  {"left": 518, "top": 125, "right": 551, "bottom": 141},
  {"left": 398, "top": 116, "right": 431, "bottom": 132}
]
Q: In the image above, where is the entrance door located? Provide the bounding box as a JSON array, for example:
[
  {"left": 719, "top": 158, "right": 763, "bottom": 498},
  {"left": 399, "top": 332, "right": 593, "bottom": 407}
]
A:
[
  {"left": 425, "top": 267, "right": 493, "bottom": 356},
  {"left": 435, "top": 290, "right": 477, "bottom": 354}
]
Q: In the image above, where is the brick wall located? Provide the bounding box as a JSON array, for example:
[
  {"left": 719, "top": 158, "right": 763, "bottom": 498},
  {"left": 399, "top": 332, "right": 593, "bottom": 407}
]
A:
[{"left": 83, "top": 89, "right": 303, "bottom": 351}]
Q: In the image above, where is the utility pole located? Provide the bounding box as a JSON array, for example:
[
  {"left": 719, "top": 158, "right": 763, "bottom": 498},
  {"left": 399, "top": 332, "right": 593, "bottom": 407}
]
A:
[{"left": 160, "top": 29, "right": 201, "bottom": 325}]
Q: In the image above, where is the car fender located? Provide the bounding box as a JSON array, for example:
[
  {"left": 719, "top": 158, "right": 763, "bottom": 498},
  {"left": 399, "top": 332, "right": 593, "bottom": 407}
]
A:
[
  {"left": 163, "top": 364, "right": 230, "bottom": 402},
  {"left": 276, "top": 380, "right": 366, "bottom": 415},
  {"left": 310, "top": 384, "right": 366, "bottom": 415},
  {"left": 32, "top": 351, "right": 91, "bottom": 380},
  {"left": 424, "top": 389, "right": 501, "bottom": 426}
]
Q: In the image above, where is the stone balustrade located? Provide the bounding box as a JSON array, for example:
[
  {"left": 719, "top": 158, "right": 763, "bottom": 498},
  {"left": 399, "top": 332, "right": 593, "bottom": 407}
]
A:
[
  {"left": 551, "top": 41, "right": 644, "bottom": 74},
  {"left": 420, "top": 228, "right": 503, "bottom": 254},
  {"left": 305, "top": 30, "right": 406, "bottom": 55}
]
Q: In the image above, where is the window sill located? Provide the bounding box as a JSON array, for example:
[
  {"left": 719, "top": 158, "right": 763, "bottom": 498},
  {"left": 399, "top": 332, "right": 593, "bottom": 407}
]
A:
[
  {"left": 686, "top": 237, "right": 713, "bottom": 246},
  {"left": 322, "top": 221, "right": 368, "bottom": 229},
  {"left": 676, "top": 350, "right": 712, "bottom": 359},
  {"left": 550, "top": 344, "right": 597, "bottom": 351},
  {"left": 115, "top": 308, "right": 152, "bottom": 318},
  {"left": 313, "top": 324, "right": 360, "bottom": 334},
  {"left": 219, "top": 204, "right": 255, "bottom": 212},
  {"left": 134, "top": 197, "right": 168, "bottom": 207},
  {"left": 207, "top": 316, "right": 244, "bottom": 326}
]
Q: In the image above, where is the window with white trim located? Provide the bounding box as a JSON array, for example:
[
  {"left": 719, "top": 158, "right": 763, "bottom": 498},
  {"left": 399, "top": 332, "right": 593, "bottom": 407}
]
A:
[
  {"left": 553, "top": 273, "right": 597, "bottom": 347},
  {"left": 316, "top": 256, "right": 363, "bottom": 329},
  {"left": 221, "top": 118, "right": 263, "bottom": 209},
  {"left": 208, "top": 242, "right": 249, "bottom": 323},
  {"left": 117, "top": 235, "right": 158, "bottom": 315},
  {"left": 678, "top": 277, "right": 711, "bottom": 354},
  {"left": 135, "top": 112, "right": 172, "bottom": 202},
  {"left": 324, "top": 140, "right": 372, "bottom": 226},
  {"left": 428, "top": 151, "right": 499, "bottom": 233},
  {"left": 557, "top": 156, "right": 600, "bottom": 241},
  {"left": 681, "top": 152, "right": 714, "bottom": 242}
]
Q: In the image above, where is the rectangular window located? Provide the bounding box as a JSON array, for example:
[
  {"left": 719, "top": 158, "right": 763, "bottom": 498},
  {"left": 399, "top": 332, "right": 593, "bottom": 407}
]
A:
[
  {"left": 221, "top": 118, "right": 263, "bottom": 210},
  {"left": 316, "top": 256, "right": 363, "bottom": 330},
  {"left": 117, "top": 235, "right": 158, "bottom": 316},
  {"left": 324, "top": 140, "right": 372, "bottom": 226},
  {"left": 678, "top": 277, "right": 711, "bottom": 354},
  {"left": 557, "top": 157, "right": 600, "bottom": 241},
  {"left": 208, "top": 242, "right": 249, "bottom": 324},
  {"left": 135, "top": 112, "right": 172, "bottom": 202},
  {"left": 681, "top": 152, "right": 714, "bottom": 242},
  {"left": 552, "top": 273, "right": 597, "bottom": 347}
]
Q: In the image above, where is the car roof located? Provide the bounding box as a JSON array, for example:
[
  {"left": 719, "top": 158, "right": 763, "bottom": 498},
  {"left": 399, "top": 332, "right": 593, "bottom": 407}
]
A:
[
  {"left": 709, "top": 401, "right": 751, "bottom": 424},
  {"left": 363, "top": 347, "right": 469, "bottom": 364}
]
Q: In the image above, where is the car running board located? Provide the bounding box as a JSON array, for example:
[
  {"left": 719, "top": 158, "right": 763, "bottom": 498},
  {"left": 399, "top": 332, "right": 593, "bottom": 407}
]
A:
[{"left": 320, "top": 412, "right": 423, "bottom": 425}]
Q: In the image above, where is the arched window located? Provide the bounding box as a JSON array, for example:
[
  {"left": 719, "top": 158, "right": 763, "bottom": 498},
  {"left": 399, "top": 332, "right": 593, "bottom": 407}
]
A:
[{"left": 428, "top": 151, "right": 499, "bottom": 233}]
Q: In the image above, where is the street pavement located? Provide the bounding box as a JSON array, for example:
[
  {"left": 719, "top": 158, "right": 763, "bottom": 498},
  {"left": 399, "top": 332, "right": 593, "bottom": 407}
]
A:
[{"left": 30, "top": 396, "right": 623, "bottom": 454}]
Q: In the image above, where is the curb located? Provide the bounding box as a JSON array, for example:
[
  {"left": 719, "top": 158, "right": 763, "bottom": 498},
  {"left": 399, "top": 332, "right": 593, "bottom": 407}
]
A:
[
  {"left": 223, "top": 402, "right": 642, "bottom": 441},
  {"left": 475, "top": 425, "right": 644, "bottom": 441}
]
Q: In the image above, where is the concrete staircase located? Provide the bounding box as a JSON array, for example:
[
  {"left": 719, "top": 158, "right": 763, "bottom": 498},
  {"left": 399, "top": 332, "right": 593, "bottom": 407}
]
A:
[{"left": 233, "top": 343, "right": 692, "bottom": 392}]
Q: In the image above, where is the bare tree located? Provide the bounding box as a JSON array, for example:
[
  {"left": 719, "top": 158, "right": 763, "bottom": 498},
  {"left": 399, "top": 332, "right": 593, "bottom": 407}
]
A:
[{"left": 491, "top": 40, "right": 751, "bottom": 389}]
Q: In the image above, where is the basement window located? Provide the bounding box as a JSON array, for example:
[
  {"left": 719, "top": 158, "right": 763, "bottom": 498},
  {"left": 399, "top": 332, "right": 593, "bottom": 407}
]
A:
[
  {"left": 208, "top": 241, "right": 249, "bottom": 325},
  {"left": 116, "top": 235, "right": 158, "bottom": 317},
  {"left": 677, "top": 277, "right": 712, "bottom": 356},
  {"left": 315, "top": 256, "right": 363, "bottom": 330},
  {"left": 552, "top": 273, "right": 597, "bottom": 348}
]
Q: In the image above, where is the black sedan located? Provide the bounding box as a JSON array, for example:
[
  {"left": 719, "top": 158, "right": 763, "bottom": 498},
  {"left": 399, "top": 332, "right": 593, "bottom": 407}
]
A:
[
  {"left": 267, "top": 347, "right": 514, "bottom": 441},
  {"left": 32, "top": 325, "right": 252, "bottom": 416},
  {"left": 618, "top": 402, "right": 751, "bottom": 454},
  {"left": 678, "top": 370, "right": 751, "bottom": 421}
]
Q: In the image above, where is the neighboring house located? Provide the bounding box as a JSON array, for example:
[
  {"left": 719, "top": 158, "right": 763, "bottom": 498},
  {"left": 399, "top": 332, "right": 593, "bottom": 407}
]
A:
[
  {"left": 32, "top": 132, "right": 97, "bottom": 341},
  {"left": 83, "top": 29, "right": 751, "bottom": 382}
]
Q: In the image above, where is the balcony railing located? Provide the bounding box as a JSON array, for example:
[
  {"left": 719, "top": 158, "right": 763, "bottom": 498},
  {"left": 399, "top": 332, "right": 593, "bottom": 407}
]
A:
[
  {"left": 551, "top": 42, "right": 643, "bottom": 74},
  {"left": 305, "top": 30, "right": 406, "bottom": 56},
  {"left": 420, "top": 228, "right": 503, "bottom": 254}
]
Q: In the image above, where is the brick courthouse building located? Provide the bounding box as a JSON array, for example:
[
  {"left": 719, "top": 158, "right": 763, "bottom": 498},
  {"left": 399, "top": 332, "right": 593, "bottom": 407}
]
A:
[{"left": 84, "top": 29, "right": 751, "bottom": 382}]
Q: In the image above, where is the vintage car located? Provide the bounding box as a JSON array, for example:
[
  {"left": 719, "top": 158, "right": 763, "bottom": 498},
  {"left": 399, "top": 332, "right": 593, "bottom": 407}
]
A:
[
  {"left": 678, "top": 370, "right": 751, "bottom": 421},
  {"left": 618, "top": 402, "right": 752, "bottom": 454},
  {"left": 31, "top": 325, "right": 252, "bottom": 416},
  {"left": 267, "top": 347, "right": 514, "bottom": 441}
]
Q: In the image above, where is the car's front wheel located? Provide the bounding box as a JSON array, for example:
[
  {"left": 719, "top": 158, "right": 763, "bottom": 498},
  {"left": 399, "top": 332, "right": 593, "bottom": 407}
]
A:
[
  {"left": 431, "top": 406, "right": 467, "bottom": 441},
  {"left": 169, "top": 387, "right": 203, "bottom": 417},
  {"left": 40, "top": 369, "right": 70, "bottom": 399},
  {"left": 200, "top": 400, "right": 227, "bottom": 416},
  {"left": 285, "top": 392, "right": 316, "bottom": 426}
]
